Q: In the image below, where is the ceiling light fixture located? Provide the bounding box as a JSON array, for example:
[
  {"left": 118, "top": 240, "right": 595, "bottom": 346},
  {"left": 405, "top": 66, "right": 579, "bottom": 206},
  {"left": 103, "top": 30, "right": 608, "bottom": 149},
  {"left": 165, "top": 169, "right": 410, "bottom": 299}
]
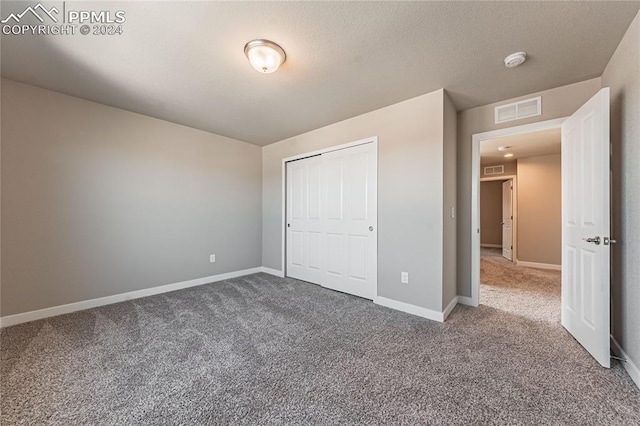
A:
[
  {"left": 504, "top": 153, "right": 515, "bottom": 158},
  {"left": 498, "top": 146, "right": 511, "bottom": 152},
  {"left": 504, "top": 51, "right": 527, "bottom": 68},
  {"left": 244, "top": 39, "right": 286, "bottom": 74}
]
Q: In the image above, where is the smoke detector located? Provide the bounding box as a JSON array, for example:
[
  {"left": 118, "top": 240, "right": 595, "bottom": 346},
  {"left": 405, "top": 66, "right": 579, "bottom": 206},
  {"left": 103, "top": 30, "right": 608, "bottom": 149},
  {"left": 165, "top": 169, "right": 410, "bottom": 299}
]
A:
[
  {"left": 504, "top": 52, "right": 527, "bottom": 68},
  {"left": 498, "top": 146, "right": 511, "bottom": 152}
]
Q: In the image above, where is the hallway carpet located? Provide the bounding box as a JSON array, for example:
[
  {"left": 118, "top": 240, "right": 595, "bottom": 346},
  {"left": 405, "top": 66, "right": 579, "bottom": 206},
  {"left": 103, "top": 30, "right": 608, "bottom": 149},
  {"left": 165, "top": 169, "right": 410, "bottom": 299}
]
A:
[
  {"left": 2, "top": 273, "right": 639, "bottom": 425},
  {"left": 480, "top": 247, "right": 562, "bottom": 323}
]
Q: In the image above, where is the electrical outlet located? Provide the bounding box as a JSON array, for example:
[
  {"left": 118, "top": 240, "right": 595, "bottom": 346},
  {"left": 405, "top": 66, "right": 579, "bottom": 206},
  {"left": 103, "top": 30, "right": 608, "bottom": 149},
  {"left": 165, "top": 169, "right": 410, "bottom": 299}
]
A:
[
  {"left": 210, "top": 254, "right": 216, "bottom": 263},
  {"left": 401, "top": 272, "right": 409, "bottom": 284}
]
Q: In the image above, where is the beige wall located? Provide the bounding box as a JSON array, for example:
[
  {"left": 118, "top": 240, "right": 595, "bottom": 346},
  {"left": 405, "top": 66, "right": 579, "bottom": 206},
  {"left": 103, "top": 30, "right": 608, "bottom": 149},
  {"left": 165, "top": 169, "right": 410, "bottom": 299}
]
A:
[
  {"left": 457, "top": 78, "right": 601, "bottom": 297},
  {"left": 1, "top": 79, "right": 262, "bottom": 316},
  {"left": 517, "top": 154, "right": 561, "bottom": 265},
  {"left": 262, "top": 89, "right": 453, "bottom": 312},
  {"left": 480, "top": 180, "right": 503, "bottom": 246},
  {"left": 602, "top": 11, "right": 640, "bottom": 372},
  {"left": 481, "top": 161, "right": 517, "bottom": 178}
]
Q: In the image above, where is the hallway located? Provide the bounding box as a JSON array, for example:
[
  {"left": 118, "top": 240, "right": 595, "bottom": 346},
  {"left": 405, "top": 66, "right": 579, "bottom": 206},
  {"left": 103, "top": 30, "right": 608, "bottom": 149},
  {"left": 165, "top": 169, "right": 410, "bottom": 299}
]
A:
[{"left": 480, "top": 247, "right": 561, "bottom": 323}]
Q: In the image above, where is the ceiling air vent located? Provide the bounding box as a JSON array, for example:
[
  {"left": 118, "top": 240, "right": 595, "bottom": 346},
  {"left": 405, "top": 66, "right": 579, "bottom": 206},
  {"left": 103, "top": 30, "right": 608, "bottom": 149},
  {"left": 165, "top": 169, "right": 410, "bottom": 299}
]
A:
[
  {"left": 484, "top": 165, "right": 505, "bottom": 176},
  {"left": 495, "top": 96, "right": 541, "bottom": 124}
]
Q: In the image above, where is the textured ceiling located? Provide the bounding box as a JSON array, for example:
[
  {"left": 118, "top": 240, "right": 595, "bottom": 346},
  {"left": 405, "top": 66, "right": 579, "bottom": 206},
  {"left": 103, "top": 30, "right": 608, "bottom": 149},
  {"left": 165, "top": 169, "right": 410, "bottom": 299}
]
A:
[
  {"left": 2, "top": 1, "right": 638, "bottom": 146},
  {"left": 481, "top": 128, "right": 561, "bottom": 165}
]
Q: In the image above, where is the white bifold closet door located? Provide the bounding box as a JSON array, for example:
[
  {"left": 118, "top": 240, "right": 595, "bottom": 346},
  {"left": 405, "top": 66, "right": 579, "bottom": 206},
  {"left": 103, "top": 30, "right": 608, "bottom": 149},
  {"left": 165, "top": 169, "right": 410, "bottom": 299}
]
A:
[{"left": 286, "top": 142, "right": 377, "bottom": 300}]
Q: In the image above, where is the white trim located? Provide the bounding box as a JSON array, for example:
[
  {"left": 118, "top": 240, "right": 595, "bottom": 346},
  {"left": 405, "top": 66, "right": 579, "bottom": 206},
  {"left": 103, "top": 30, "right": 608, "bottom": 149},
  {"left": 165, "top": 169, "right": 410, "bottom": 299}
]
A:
[
  {"left": 0, "top": 267, "right": 262, "bottom": 328},
  {"left": 375, "top": 296, "right": 445, "bottom": 323},
  {"left": 471, "top": 117, "right": 567, "bottom": 308},
  {"left": 611, "top": 336, "right": 640, "bottom": 389},
  {"left": 516, "top": 261, "right": 562, "bottom": 271},
  {"left": 456, "top": 295, "right": 476, "bottom": 307},
  {"left": 480, "top": 174, "right": 516, "bottom": 182},
  {"left": 261, "top": 267, "right": 285, "bottom": 277},
  {"left": 281, "top": 136, "right": 379, "bottom": 298},
  {"left": 281, "top": 137, "right": 378, "bottom": 164},
  {"left": 442, "top": 296, "right": 458, "bottom": 321},
  {"left": 281, "top": 159, "right": 287, "bottom": 277},
  {"left": 481, "top": 244, "right": 502, "bottom": 248}
]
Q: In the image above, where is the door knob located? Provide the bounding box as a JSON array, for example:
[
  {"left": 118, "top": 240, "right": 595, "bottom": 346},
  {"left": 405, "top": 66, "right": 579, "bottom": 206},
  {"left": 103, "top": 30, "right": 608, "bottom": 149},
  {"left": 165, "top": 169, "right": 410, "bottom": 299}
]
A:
[
  {"left": 583, "top": 236, "right": 601, "bottom": 245},
  {"left": 369, "top": 226, "right": 374, "bottom": 231}
]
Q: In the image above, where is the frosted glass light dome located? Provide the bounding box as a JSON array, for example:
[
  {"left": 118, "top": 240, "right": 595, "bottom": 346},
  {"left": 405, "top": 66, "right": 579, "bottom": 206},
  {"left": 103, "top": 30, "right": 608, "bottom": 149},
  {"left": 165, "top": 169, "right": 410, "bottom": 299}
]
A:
[{"left": 244, "top": 40, "right": 286, "bottom": 74}]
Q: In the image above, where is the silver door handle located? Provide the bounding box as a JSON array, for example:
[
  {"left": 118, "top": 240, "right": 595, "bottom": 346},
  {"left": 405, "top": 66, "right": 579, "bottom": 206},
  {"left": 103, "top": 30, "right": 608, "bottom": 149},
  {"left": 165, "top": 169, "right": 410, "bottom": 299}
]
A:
[
  {"left": 583, "top": 236, "right": 601, "bottom": 245},
  {"left": 369, "top": 226, "right": 374, "bottom": 231}
]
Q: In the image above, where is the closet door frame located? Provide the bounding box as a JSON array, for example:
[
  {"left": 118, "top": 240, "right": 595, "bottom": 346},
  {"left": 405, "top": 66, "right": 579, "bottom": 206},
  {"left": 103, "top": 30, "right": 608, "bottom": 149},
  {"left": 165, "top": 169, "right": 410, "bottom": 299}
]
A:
[{"left": 281, "top": 136, "right": 378, "bottom": 300}]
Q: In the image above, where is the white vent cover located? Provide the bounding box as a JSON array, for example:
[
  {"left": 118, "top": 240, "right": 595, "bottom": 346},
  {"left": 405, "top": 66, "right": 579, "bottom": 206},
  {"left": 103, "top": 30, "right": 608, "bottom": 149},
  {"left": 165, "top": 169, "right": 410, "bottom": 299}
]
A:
[
  {"left": 484, "top": 165, "right": 505, "bottom": 176},
  {"left": 495, "top": 96, "right": 541, "bottom": 124}
]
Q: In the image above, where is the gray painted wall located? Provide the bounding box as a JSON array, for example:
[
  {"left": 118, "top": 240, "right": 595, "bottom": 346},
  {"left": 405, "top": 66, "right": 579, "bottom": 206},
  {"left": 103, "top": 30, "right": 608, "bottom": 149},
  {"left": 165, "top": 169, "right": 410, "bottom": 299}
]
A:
[
  {"left": 456, "top": 78, "right": 601, "bottom": 298},
  {"left": 442, "top": 92, "right": 457, "bottom": 308},
  {"left": 602, "top": 11, "right": 640, "bottom": 371},
  {"left": 262, "top": 90, "right": 448, "bottom": 312},
  {"left": 517, "top": 154, "right": 561, "bottom": 266},
  {"left": 1, "top": 79, "right": 262, "bottom": 316}
]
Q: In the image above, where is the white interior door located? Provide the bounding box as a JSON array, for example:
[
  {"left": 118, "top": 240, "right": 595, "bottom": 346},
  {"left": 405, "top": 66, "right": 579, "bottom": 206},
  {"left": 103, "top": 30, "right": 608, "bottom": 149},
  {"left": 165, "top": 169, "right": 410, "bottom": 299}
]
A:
[
  {"left": 320, "top": 144, "right": 377, "bottom": 300},
  {"left": 286, "top": 142, "right": 377, "bottom": 300},
  {"left": 501, "top": 179, "right": 513, "bottom": 261},
  {"left": 561, "top": 87, "right": 611, "bottom": 368},
  {"left": 286, "top": 156, "right": 324, "bottom": 285}
]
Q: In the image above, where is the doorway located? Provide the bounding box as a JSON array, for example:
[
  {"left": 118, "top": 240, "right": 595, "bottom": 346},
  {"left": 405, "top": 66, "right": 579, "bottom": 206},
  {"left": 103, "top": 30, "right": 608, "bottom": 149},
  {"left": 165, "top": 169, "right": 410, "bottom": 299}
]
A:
[
  {"left": 471, "top": 118, "right": 565, "bottom": 306},
  {"left": 480, "top": 175, "right": 517, "bottom": 262},
  {"left": 478, "top": 129, "right": 562, "bottom": 323},
  {"left": 470, "top": 88, "right": 612, "bottom": 368}
]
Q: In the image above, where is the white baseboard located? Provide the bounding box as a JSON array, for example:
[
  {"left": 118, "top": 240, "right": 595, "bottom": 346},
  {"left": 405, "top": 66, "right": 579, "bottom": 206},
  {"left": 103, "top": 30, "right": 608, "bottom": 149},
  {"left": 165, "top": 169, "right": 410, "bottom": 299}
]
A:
[
  {"left": 456, "top": 295, "right": 477, "bottom": 307},
  {"left": 516, "top": 261, "right": 562, "bottom": 271},
  {"left": 0, "top": 267, "right": 263, "bottom": 328},
  {"left": 261, "top": 267, "right": 285, "bottom": 277},
  {"left": 375, "top": 296, "right": 445, "bottom": 323},
  {"left": 442, "top": 296, "right": 458, "bottom": 321},
  {"left": 481, "top": 244, "right": 502, "bottom": 248},
  {"left": 611, "top": 336, "right": 640, "bottom": 390}
]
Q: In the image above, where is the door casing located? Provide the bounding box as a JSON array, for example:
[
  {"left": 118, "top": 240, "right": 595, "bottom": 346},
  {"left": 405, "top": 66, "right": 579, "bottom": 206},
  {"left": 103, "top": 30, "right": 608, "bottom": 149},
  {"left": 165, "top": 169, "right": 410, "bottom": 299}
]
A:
[
  {"left": 469, "top": 118, "right": 566, "bottom": 307},
  {"left": 502, "top": 179, "right": 514, "bottom": 261},
  {"left": 480, "top": 175, "right": 518, "bottom": 262}
]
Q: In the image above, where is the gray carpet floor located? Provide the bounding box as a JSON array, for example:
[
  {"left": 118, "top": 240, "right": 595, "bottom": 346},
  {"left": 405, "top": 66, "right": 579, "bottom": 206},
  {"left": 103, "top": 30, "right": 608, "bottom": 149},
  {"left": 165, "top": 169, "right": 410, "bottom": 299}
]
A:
[
  {"left": 2, "top": 272, "right": 639, "bottom": 425},
  {"left": 480, "top": 247, "right": 562, "bottom": 323}
]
